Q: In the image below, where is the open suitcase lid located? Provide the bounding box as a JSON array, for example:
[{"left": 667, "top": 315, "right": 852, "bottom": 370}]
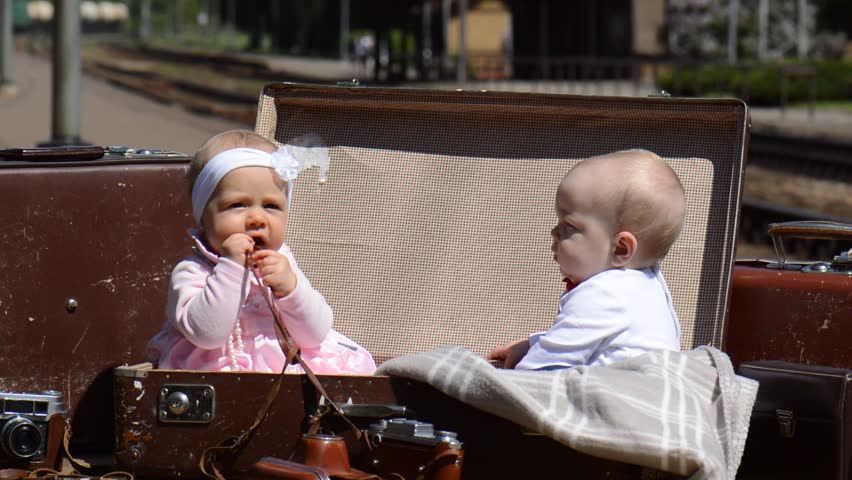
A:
[{"left": 255, "top": 83, "right": 748, "bottom": 363}]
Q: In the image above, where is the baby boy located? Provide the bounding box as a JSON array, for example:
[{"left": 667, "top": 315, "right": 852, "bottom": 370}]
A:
[{"left": 488, "top": 149, "right": 685, "bottom": 369}]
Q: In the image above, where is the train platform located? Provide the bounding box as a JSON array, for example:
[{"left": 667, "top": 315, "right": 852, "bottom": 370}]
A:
[
  {"left": 0, "top": 52, "right": 244, "bottom": 153},
  {"left": 748, "top": 107, "right": 852, "bottom": 142}
]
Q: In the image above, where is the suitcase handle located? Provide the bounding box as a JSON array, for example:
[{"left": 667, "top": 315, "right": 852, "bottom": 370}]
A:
[
  {"left": 0, "top": 146, "right": 106, "bottom": 161},
  {"left": 768, "top": 220, "right": 852, "bottom": 241},
  {"left": 768, "top": 221, "right": 852, "bottom": 268}
]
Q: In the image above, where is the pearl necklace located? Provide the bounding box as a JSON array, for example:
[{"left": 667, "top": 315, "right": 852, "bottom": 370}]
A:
[{"left": 226, "top": 320, "right": 245, "bottom": 371}]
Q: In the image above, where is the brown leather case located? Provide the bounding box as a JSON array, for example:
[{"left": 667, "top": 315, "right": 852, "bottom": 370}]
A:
[
  {"left": 726, "top": 262, "right": 852, "bottom": 368},
  {"left": 725, "top": 221, "right": 852, "bottom": 369},
  {"left": 736, "top": 361, "right": 852, "bottom": 480},
  {"left": 0, "top": 147, "right": 192, "bottom": 455}
]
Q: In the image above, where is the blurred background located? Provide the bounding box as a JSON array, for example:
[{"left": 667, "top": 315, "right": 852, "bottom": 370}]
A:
[{"left": 0, "top": 0, "right": 849, "bottom": 257}]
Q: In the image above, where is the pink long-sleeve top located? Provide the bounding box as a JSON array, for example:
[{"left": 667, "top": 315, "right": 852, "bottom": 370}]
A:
[{"left": 147, "top": 233, "right": 376, "bottom": 374}]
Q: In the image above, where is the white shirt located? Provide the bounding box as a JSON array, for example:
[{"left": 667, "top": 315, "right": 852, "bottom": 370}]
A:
[{"left": 516, "top": 265, "right": 681, "bottom": 370}]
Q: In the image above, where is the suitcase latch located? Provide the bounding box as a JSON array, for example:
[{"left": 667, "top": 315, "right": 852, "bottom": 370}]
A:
[
  {"left": 775, "top": 409, "right": 796, "bottom": 438},
  {"left": 158, "top": 384, "right": 215, "bottom": 423}
]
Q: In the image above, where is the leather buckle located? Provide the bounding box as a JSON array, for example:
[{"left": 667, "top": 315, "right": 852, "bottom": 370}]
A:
[{"left": 775, "top": 409, "right": 796, "bottom": 438}]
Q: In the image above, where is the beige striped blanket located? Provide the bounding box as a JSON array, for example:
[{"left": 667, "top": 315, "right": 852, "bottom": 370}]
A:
[{"left": 376, "top": 346, "right": 758, "bottom": 480}]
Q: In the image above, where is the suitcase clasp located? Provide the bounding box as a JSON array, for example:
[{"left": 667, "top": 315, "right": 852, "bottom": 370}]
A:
[
  {"left": 775, "top": 409, "right": 796, "bottom": 438},
  {"left": 158, "top": 384, "right": 215, "bottom": 423}
]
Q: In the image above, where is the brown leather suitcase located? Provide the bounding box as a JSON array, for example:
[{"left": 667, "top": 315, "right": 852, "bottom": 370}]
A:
[
  {"left": 725, "top": 221, "right": 852, "bottom": 369},
  {"left": 0, "top": 145, "right": 192, "bottom": 457},
  {"left": 736, "top": 361, "right": 852, "bottom": 480}
]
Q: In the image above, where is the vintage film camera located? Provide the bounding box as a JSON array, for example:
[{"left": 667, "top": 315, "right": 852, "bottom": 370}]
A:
[
  {"left": 250, "top": 418, "right": 463, "bottom": 480},
  {"left": 364, "top": 418, "right": 463, "bottom": 480},
  {"left": 0, "top": 390, "right": 66, "bottom": 469}
]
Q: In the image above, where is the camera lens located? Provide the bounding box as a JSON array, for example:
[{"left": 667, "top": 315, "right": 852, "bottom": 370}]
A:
[{"left": 1, "top": 417, "right": 44, "bottom": 459}]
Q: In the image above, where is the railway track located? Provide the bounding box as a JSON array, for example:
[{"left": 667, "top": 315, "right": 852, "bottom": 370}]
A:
[
  {"left": 749, "top": 132, "right": 852, "bottom": 181},
  {"left": 83, "top": 44, "right": 852, "bottom": 256},
  {"left": 739, "top": 133, "right": 851, "bottom": 257}
]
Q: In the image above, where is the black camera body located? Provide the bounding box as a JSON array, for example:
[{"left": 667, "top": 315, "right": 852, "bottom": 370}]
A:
[{"left": 0, "top": 390, "right": 66, "bottom": 467}]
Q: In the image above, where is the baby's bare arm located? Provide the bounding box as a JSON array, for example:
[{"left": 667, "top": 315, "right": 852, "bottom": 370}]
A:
[{"left": 487, "top": 338, "right": 530, "bottom": 369}]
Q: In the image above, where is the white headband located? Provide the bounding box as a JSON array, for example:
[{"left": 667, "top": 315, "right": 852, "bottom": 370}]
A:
[{"left": 191, "top": 145, "right": 329, "bottom": 224}]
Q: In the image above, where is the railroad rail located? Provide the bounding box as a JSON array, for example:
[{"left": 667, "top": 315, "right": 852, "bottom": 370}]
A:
[
  {"left": 749, "top": 132, "right": 852, "bottom": 181},
  {"left": 739, "top": 133, "right": 851, "bottom": 256}
]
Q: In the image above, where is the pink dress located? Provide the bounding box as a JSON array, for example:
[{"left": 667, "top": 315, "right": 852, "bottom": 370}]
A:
[{"left": 147, "top": 233, "right": 376, "bottom": 375}]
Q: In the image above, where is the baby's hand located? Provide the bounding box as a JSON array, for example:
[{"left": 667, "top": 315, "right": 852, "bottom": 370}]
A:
[
  {"left": 486, "top": 339, "right": 530, "bottom": 369},
  {"left": 251, "top": 250, "right": 297, "bottom": 298},
  {"left": 220, "top": 233, "right": 255, "bottom": 264}
]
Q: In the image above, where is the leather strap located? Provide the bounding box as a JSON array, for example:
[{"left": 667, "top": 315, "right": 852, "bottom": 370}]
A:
[
  {"left": 57, "top": 420, "right": 136, "bottom": 479},
  {"left": 249, "top": 261, "right": 362, "bottom": 436},
  {"left": 23, "top": 470, "right": 134, "bottom": 479},
  {"left": 199, "top": 256, "right": 364, "bottom": 479},
  {"left": 62, "top": 422, "right": 92, "bottom": 471}
]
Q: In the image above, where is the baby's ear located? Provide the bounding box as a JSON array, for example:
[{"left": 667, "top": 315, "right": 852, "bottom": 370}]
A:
[{"left": 611, "top": 231, "right": 637, "bottom": 268}]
